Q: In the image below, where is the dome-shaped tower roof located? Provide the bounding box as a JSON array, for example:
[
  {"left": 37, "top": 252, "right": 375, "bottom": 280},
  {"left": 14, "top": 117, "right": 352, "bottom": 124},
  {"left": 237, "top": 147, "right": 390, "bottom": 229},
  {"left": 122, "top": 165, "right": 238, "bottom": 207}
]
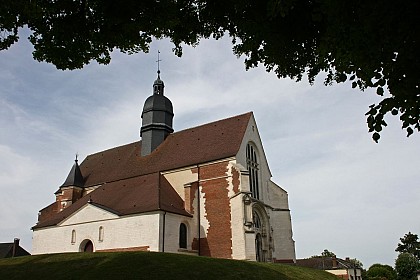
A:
[{"left": 140, "top": 70, "right": 174, "bottom": 156}]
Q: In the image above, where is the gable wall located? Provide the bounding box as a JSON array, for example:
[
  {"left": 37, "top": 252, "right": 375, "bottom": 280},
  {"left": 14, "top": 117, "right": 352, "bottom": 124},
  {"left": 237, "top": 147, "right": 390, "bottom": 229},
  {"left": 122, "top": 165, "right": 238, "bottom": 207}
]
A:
[
  {"left": 32, "top": 212, "right": 160, "bottom": 254},
  {"left": 236, "top": 115, "right": 272, "bottom": 200},
  {"left": 236, "top": 115, "right": 296, "bottom": 262},
  {"left": 60, "top": 204, "right": 119, "bottom": 226}
]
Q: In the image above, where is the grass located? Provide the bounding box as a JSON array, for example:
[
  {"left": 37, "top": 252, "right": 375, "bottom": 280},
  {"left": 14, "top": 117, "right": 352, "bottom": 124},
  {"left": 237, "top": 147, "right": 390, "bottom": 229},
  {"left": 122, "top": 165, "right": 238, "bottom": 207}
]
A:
[{"left": 0, "top": 251, "right": 339, "bottom": 280}]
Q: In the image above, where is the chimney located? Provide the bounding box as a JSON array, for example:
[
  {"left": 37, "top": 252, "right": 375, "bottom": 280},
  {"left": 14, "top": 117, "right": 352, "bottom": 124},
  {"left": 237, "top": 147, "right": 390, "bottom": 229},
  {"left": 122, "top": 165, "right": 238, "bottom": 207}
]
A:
[
  {"left": 12, "top": 238, "right": 19, "bottom": 257},
  {"left": 332, "top": 255, "right": 337, "bottom": 268}
]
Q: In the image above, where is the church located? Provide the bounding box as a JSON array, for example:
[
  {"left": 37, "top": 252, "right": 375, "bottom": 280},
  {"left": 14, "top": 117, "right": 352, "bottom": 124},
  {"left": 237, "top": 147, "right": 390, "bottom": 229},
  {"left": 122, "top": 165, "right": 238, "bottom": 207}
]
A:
[{"left": 32, "top": 71, "right": 296, "bottom": 263}]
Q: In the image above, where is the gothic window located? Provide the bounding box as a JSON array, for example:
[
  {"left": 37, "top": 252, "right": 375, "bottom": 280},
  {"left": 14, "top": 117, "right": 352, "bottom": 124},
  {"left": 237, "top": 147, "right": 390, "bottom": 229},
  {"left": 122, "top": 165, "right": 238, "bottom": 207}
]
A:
[
  {"left": 71, "top": 230, "right": 76, "bottom": 244},
  {"left": 179, "top": 223, "right": 187, "bottom": 249},
  {"left": 253, "top": 211, "right": 262, "bottom": 230},
  {"left": 253, "top": 210, "right": 267, "bottom": 262},
  {"left": 98, "top": 226, "right": 104, "bottom": 242},
  {"left": 246, "top": 143, "right": 260, "bottom": 199}
]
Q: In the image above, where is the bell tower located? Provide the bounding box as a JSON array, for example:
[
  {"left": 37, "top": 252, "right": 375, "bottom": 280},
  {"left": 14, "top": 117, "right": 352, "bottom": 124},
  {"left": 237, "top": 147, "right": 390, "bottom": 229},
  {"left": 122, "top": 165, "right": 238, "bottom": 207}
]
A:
[{"left": 140, "top": 53, "right": 174, "bottom": 156}]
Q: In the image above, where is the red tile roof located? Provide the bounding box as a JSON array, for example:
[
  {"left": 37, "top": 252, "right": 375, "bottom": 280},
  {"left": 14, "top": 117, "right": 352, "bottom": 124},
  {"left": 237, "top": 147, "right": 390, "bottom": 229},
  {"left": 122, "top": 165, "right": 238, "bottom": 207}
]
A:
[
  {"left": 81, "top": 112, "right": 252, "bottom": 187},
  {"left": 34, "top": 173, "right": 190, "bottom": 229},
  {"left": 34, "top": 112, "right": 252, "bottom": 229}
]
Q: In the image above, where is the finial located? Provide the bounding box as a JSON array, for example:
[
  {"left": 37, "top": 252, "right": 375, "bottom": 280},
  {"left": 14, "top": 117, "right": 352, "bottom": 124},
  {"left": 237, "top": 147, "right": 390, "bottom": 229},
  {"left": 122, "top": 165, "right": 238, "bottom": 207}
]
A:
[
  {"left": 156, "top": 50, "right": 162, "bottom": 77},
  {"left": 75, "top": 153, "right": 79, "bottom": 163}
]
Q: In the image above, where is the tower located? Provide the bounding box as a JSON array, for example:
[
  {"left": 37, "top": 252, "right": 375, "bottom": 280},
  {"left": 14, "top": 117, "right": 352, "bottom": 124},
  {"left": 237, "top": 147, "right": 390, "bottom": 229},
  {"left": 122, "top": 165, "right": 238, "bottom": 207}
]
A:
[
  {"left": 55, "top": 156, "right": 84, "bottom": 211},
  {"left": 140, "top": 69, "right": 174, "bottom": 156}
]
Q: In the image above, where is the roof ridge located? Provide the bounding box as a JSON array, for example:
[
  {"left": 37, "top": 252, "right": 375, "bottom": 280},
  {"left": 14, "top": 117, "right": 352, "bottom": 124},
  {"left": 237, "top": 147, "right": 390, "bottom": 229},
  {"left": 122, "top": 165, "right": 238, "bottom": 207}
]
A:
[
  {"left": 83, "top": 112, "right": 253, "bottom": 160},
  {"left": 173, "top": 111, "right": 253, "bottom": 134}
]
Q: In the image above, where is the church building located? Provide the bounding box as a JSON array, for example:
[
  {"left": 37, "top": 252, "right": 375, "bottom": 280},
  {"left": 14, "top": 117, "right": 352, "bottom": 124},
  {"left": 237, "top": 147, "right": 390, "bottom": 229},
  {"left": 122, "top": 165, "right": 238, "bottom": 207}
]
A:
[{"left": 32, "top": 71, "right": 296, "bottom": 263}]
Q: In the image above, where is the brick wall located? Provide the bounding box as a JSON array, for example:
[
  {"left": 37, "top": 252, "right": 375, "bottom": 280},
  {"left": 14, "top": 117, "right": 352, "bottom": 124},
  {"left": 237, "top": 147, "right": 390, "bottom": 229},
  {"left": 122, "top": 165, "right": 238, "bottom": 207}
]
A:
[{"left": 199, "top": 161, "right": 232, "bottom": 258}]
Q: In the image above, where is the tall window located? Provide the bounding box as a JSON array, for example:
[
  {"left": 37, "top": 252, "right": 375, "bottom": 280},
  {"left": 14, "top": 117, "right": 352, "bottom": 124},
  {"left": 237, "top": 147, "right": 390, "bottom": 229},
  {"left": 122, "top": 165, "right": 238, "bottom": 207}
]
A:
[
  {"left": 253, "top": 211, "right": 265, "bottom": 262},
  {"left": 179, "top": 223, "right": 187, "bottom": 249},
  {"left": 71, "top": 230, "right": 76, "bottom": 244},
  {"left": 253, "top": 211, "right": 262, "bottom": 230},
  {"left": 98, "top": 226, "right": 104, "bottom": 242},
  {"left": 246, "top": 143, "right": 260, "bottom": 199}
]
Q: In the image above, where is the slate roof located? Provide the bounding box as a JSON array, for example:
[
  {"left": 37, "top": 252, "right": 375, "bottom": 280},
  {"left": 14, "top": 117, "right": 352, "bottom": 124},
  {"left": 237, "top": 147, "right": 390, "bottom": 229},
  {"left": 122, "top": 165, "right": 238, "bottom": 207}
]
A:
[
  {"left": 296, "top": 257, "right": 359, "bottom": 270},
  {"left": 0, "top": 243, "right": 30, "bottom": 258},
  {"left": 60, "top": 159, "right": 84, "bottom": 188},
  {"left": 34, "top": 112, "right": 252, "bottom": 229}
]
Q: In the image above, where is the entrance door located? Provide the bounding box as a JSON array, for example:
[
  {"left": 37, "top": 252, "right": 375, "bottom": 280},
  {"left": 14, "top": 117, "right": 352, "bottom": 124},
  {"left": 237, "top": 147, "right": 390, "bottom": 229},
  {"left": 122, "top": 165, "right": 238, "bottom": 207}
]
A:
[
  {"left": 84, "top": 240, "right": 94, "bottom": 252},
  {"left": 255, "top": 233, "right": 263, "bottom": 262}
]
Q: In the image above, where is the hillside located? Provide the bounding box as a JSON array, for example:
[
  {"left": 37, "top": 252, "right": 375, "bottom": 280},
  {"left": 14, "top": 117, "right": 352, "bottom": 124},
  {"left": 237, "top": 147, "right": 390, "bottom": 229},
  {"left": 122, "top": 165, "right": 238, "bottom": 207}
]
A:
[{"left": 0, "top": 251, "right": 339, "bottom": 280}]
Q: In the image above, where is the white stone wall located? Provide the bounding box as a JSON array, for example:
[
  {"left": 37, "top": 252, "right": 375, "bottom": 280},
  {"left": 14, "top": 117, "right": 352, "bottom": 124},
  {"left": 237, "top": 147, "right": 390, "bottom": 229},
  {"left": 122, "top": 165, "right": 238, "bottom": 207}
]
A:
[
  {"left": 163, "top": 168, "right": 198, "bottom": 201},
  {"left": 162, "top": 168, "right": 200, "bottom": 254},
  {"left": 266, "top": 181, "right": 289, "bottom": 209},
  {"left": 270, "top": 210, "right": 296, "bottom": 261},
  {"left": 60, "top": 204, "right": 119, "bottom": 226},
  {"left": 230, "top": 193, "right": 246, "bottom": 259},
  {"left": 32, "top": 204, "right": 161, "bottom": 254},
  {"left": 163, "top": 213, "right": 196, "bottom": 254}
]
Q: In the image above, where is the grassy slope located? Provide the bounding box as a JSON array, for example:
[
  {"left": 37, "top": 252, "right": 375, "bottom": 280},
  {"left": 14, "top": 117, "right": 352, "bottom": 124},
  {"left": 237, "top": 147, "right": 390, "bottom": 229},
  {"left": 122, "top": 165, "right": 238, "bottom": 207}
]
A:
[{"left": 0, "top": 251, "right": 338, "bottom": 280}]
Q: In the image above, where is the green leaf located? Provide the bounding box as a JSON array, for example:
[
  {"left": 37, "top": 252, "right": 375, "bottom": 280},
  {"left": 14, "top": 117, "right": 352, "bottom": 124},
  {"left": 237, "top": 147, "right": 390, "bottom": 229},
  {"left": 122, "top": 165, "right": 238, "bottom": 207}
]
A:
[
  {"left": 407, "top": 127, "right": 414, "bottom": 137},
  {"left": 372, "top": 132, "right": 380, "bottom": 143},
  {"left": 377, "top": 87, "right": 384, "bottom": 96}
]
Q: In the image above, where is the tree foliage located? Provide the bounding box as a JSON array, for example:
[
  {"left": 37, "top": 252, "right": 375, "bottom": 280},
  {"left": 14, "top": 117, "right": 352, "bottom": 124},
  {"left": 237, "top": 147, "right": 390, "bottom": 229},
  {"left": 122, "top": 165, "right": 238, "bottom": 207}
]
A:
[
  {"left": 1, "top": 0, "right": 419, "bottom": 140},
  {"left": 366, "top": 263, "right": 397, "bottom": 280},
  {"left": 396, "top": 232, "right": 420, "bottom": 261},
  {"left": 310, "top": 249, "right": 336, "bottom": 258},
  {"left": 321, "top": 249, "right": 336, "bottom": 257},
  {"left": 395, "top": 253, "right": 419, "bottom": 280}
]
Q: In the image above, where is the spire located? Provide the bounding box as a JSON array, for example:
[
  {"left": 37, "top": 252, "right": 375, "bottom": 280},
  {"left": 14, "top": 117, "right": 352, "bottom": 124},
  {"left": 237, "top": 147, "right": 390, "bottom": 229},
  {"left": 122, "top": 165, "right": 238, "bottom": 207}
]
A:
[
  {"left": 153, "top": 51, "right": 164, "bottom": 95},
  {"left": 60, "top": 156, "right": 84, "bottom": 188}
]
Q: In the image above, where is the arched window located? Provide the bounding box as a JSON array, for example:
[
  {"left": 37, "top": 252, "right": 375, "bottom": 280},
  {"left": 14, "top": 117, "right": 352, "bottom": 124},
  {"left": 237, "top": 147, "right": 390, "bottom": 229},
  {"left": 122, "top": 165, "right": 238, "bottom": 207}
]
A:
[
  {"left": 179, "top": 223, "right": 187, "bottom": 249},
  {"left": 98, "top": 226, "right": 104, "bottom": 242},
  {"left": 71, "top": 230, "right": 76, "bottom": 244},
  {"left": 246, "top": 143, "right": 260, "bottom": 199},
  {"left": 253, "top": 211, "right": 262, "bottom": 230},
  {"left": 253, "top": 210, "right": 266, "bottom": 262}
]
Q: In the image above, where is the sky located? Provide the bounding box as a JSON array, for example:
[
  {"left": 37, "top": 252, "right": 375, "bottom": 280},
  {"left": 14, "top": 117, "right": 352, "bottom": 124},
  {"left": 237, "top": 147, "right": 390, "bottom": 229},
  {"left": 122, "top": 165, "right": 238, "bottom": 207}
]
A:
[{"left": 1, "top": 31, "right": 419, "bottom": 268}]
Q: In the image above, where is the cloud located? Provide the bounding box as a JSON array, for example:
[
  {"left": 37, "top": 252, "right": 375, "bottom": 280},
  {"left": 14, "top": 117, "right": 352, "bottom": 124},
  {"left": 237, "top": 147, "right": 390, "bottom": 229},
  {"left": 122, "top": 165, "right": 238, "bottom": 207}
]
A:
[{"left": 0, "top": 34, "right": 419, "bottom": 267}]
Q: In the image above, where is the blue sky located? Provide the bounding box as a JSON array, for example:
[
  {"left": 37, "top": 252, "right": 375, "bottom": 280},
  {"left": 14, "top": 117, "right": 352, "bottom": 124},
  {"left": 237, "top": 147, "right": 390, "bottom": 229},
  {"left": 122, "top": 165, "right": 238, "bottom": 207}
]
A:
[{"left": 1, "top": 33, "right": 419, "bottom": 268}]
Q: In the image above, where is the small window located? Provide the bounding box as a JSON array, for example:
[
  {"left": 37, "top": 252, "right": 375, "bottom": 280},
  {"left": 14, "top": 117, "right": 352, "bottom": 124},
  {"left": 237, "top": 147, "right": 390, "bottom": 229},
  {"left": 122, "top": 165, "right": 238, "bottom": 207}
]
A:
[
  {"left": 179, "top": 223, "right": 187, "bottom": 249},
  {"left": 98, "top": 226, "right": 104, "bottom": 242},
  {"left": 71, "top": 230, "right": 76, "bottom": 244}
]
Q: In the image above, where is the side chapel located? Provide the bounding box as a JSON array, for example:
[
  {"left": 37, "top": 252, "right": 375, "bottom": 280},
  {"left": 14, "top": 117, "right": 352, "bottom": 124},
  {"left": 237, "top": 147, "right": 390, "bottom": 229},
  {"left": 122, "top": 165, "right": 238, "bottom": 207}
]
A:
[{"left": 32, "top": 70, "right": 296, "bottom": 263}]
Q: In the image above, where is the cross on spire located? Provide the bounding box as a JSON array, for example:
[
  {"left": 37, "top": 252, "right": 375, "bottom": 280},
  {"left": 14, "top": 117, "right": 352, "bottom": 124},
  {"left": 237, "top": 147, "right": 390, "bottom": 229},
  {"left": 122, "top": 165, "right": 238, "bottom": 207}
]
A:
[{"left": 156, "top": 50, "right": 162, "bottom": 76}]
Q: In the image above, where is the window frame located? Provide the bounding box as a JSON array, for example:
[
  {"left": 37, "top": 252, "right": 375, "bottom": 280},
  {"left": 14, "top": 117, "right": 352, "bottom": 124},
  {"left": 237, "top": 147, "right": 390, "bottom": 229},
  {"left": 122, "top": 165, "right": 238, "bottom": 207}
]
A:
[
  {"left": 179, "top": 223, "right": 188, "bottom": 249},
  {"left": 98, "top": 226, "right": 104, "bottom": 242},
  {"left": 246, "top": 143, "right": 260, "bottom": 199},
  {"left": 71, "top": 229, "right": 76, "bottom": 244}
]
